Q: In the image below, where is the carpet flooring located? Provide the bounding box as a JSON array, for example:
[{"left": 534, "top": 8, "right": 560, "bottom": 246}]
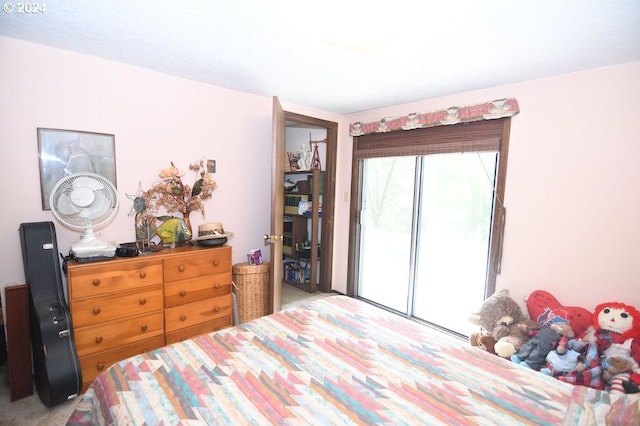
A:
[
  {"left": 281, "top": 282, "right": 336, "bottom": 310},
  {"left": 0, "top": 362, "right": 79, "bottom": 425}
]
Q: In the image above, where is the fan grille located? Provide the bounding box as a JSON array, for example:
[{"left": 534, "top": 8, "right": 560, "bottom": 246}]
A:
[{"left": 50, "top": 173, "right": 118, "bottom": 232}]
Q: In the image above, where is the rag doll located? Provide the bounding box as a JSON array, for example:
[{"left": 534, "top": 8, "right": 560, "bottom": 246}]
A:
[
  {"left": 511, "top": 323, "right": 574, "bottom": 370},
  {"left": 582, "top": 301, "right": 640, "bottom": 393},
  {"left": 541, "top": 338, "right": 586, "bottom": 377},
  {"left": 545, "top": 337, "right": 604, "bottom": 389}
]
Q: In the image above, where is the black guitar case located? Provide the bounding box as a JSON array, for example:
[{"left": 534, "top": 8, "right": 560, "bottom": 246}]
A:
[{"left": 19, "top": 221, "right": 82, "bottom": 406}]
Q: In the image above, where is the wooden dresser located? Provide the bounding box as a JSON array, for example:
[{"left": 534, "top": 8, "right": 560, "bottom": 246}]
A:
[{"left": 67, "top": 245, "right": 233, "bottom": 391}]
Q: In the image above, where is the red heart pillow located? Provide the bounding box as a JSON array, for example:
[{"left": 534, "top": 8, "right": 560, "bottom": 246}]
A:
[{"left": 526, "top": 290, "right": 593, "bottom": 336}]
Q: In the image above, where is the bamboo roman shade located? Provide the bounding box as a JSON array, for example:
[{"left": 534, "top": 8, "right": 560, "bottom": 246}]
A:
[{"left": 353, "top": 118, "right": 506, "bottom": 159}]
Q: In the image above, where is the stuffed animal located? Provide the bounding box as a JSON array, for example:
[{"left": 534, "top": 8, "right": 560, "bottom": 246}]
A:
[
  {"left": 526, "top": 290, "right": 593, "bottom": 337},
  {"left": 582, "top": 301, "right": 640, "bottom": 393},
  {"left": 541, "top": 338, "right": 586, "bottom": 376},
  {"left": 602, "top": 356, "right": 634, "bottom": 383},
  {"left": 469, "top": 289, "right": 537, "bottom": 358},
  {"left": 511, "top": 323, "right": 575, "bottom": 370},
  {"left": 602, "top": 356, "right": 636, "bottom": 394},
  {"left": 469, "top": 331, "right": 497, "bottom": 355},
  {"left": 544, "top": 337, "right": 604, "bottom": 389}
]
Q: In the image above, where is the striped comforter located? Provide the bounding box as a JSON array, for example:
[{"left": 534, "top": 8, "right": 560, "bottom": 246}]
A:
[{"left": 67, "top": 295, "right": 639, "bottom": 425}]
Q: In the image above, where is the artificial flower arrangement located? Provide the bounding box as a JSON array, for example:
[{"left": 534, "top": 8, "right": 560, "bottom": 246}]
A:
[{"left": 142, "top": 160, "right": 217, "bottom": 235}]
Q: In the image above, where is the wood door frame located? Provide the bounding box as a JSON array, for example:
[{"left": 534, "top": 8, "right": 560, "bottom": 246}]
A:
[
  {"left": 270, "top": 104, "right": 337, "bottom": 313},
  {"left": 282, "top": 111, "right": 337, "bottom": 295}
]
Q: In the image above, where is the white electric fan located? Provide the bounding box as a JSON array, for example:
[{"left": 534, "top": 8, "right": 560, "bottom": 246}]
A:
[{"left": 49, "top": 172, "right": 119, "bottom": 259}]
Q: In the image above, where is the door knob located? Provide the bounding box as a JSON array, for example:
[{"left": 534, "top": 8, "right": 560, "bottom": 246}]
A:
[{"left": 263, "top": 234, "right": 283, "bottom": 243}]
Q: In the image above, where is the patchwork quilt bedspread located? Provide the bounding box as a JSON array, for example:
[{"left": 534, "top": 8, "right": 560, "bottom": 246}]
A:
[{"left": 67, "top": 295, "right": 640, "bottom": 425}]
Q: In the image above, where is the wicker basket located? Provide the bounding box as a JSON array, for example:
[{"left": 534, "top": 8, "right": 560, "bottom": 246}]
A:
[{"left": 233, "top": 262, "right": 270, "bottom": 323}]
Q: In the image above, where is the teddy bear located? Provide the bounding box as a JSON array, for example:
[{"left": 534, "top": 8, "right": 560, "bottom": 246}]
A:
[
  {"left": 468, "top": 289, "right": 537, "bottom": 358},
  {"left": 602, "top": 356, "right": 634, "bottom": 382},
  {"left": 511, "top": 322, "right": 575, "bottom": 370},
  {"left": 581, "top": 301, "right": 640, "bottom": 393},
  {"left": 469, "top": 331, "right": 497, "bottom": 355}
]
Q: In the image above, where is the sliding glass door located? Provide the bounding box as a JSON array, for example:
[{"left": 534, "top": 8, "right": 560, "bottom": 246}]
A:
[
  {"left": 413, "top": 152, "right": 497, "bottom": 335},
  {"left": 349, "top": 118, "right": 511, "bottom": 336},
  {"left": 357, "top": 157, "right": 416, "bottom": 312},
  {"left": 356, "top": 152, "right": 498, "bottom": 336}
]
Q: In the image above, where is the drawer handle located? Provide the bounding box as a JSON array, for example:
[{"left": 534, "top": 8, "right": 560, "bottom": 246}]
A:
[
  {"left": 141, "top": 324, "right": 148, "bottom": 332},
  {"left": 180, "top": 290, "right": 187, "bottom": 297},
  {"left": 178, "top": 265, "right": 186, "bottom": 272},
  {"left": 214, "top": 283, "right": 220, "bottom": 289},
  {"left": 92, "top": 279, "right": 101, "bottom": 286},
  {"left": 139, "top": 271, "right": 147, "bottom": 279},
  {"left": 214, "top": 306, "right": 221, "bottom": 313},
  {"left": 139, "top": 298, "right": 147, "bottom": 305},
  {"left": 95, "top": 336, "right": 103, "bottom": 344},
  {"left": 92, "top": 307, "right": 101, "bottom": 315},
  {"left": 97, "top": 362, "right": 105, "bottom": 371},
  {"left": 213, "top": 260, "right": 220, "bottom": 267},
  {"left": 180, "top": 314, "right": 187, "bottom": 322}
]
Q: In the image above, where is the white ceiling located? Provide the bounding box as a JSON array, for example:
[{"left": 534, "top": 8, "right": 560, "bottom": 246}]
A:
[{"left": 2, "top": 1, "right": 639, "bottom": 114}]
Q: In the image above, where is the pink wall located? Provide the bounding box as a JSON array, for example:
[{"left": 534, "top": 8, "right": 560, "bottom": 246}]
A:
[
  {"left": 337, "top": 61, "right": 640, "bottom": 313},
  {"left": 2, "top": 35, "right": 639, "bottom": 317},
  {"left": 0, "top": 36, "right": 336, "bottom": 300}
]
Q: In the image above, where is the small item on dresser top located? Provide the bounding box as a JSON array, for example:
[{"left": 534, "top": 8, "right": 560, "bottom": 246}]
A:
[
  {"left": 247, "top": 249, "right": 262, "bottom": 265},
  {"left": 191, "top": 222, "right": 233, "bottom": 247},
  {"left": 115, "top": 243, "right": 139, "bottom": 257},
  {"left": 49, "top": 173, "right": 119, "bottom": 261},
  {"left": 155, "top": 217, "right": 192, "bottom": 245},
  {"left": 65, "top": 249, "right": 116, "bottom": 264}
]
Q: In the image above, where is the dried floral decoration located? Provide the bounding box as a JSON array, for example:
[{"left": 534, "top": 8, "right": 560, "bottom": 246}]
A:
[{"left": 142, "top": 160, "right": 217, "bottom": 225}]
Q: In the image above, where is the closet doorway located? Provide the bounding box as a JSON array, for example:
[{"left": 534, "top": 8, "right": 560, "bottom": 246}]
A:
[{"left": 268, "top": 97, "right": 337, "bottom": 313}]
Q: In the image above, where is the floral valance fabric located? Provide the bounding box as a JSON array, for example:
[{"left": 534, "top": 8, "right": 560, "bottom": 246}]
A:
[{"left": 349, "top": 98, "right": 519, "bottom": 136}]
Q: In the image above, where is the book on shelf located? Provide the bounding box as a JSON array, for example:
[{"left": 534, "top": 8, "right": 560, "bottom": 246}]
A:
[{"left": 285, "top": 194, "right": 308, "bottom": 214}]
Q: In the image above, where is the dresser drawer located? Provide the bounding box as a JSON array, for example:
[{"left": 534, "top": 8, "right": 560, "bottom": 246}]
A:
[
  {"left": 68, "top": 258, "right": 163, "bottom": 299},
  {"left": 163, "top": 247, "right": 231, "bottom": 282},
  {"left": 165, "top": 316, "right": 232, "bottom": 345},
  {"left": 71, "top": 286, "right": 163, "bottom": 328},
  {"left": 78, "top": 335, "right": 165, "bottom": 390},
  {"left": 164, "top": 294, "right": 232, "bottom": 333},
  {"left": 74, "top": 311, "right": 164, "bottom": 357},
  {"left": 164, "top": 272, "right": 232, "bottom": 308}
]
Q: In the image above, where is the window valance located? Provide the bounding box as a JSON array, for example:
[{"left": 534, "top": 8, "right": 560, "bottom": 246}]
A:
[{"left": 349, "top": 98, "right": 519, "bottom": 136}]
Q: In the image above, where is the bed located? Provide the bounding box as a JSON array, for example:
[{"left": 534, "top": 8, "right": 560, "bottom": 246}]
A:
[{"left": 67, "top": 295, "right": 639, "bottom": 425}]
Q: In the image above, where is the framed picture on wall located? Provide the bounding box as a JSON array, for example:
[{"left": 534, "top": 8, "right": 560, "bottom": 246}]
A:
[
  {"left": 286, "top": 151, "right": 300, "bottom": 172},
  {"left": 37, "top": 128, "right": 117, "bottom": 210}
]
